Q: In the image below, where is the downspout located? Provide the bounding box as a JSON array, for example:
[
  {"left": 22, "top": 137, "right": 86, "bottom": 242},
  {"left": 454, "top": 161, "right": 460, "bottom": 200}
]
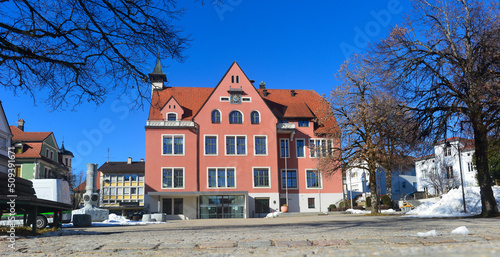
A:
[{"left": 195, "top": 122, "right": 200, "bottom": 219}]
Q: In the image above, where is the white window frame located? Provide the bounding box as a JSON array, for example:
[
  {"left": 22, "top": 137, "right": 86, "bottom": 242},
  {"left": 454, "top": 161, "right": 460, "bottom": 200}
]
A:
[
  {"left": 225, "top": 135, "right": 247, "bottom": 156},
  {"left": 280, "top": 138, "right": 290, "bottom": 158},
  {"left": 207, "top": 167, "right": 237, "bottom": 188},
  {"left": 250, "top": 110, "right": 261, "bottom": 124},
  {"left": 211, "top": 109, "right": 222, "bottom": 123},
  {"left": 309, "top": 138, "right": 334, "bottom": 158},
  {"left": 220, "top": 96, "right": 230, "bottom": 102},
  {"left": 242, "top": 97, "right": 252, "bottom": 102},
  {"left": 252, "top": 167, "right": 271, "bottom": 188},
  {"left": 305, "top": 169, "right": 323, "bottom": 189},
  {"left": 161, "top": 167, "right": 185, "bottom": 189},
  {"left": 161, "top": 134, "right": 185, "bottom": 156},
  {"left": 166, "top": 112, "right": 178, "bottom": 121},
  {"left": 253, "top": 135, "right": 268, "bottom": 156},
  {"left": 229, "top": 110, "right": 244, "bottom": 124},
  {"left": 204, "top": 135, "right": 219, "bottom": 156},
  {"left": 296, "top": 138, "right": 306, "bottom": 158},
  {"left": 281, "top": 169, "right": 298, "bottom": 189}
]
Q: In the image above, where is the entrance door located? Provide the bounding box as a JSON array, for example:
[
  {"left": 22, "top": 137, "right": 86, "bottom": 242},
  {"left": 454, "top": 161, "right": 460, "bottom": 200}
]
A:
[
  {"left": 255, "top": 198, "right": 270, "bottom": 217},
  {"left": 217, "top": 195, "right": 232, "bottom": 218},
  {"left": 162, "top": 198, "right": 172, "bottom": 214}
]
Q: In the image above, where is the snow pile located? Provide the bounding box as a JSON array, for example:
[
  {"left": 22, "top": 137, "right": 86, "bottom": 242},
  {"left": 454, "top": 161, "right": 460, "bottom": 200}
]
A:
[
  {"left": 265, "top": 211, "right": 282, "bottom": 218},
  {"left": 102, "top": 213, "right": 130, "bottom": 224},
  {"left": 451, "top": 226, "right": 469, "bottom": 235},
  {"left": 416, "top": 230, "right": 438, "bottom": 237},
  {"left": 407, "top": 186, "right": 500, "bottom": 217},
  {"left": 346, "top": 208, "right": 396, "bottom": 214},
  {"left": 63, "top": 214, "right": 167, "bottom": 228}
]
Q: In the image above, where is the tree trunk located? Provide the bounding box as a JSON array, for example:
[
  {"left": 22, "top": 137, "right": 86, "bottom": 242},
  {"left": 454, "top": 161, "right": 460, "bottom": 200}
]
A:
[
  {"left": 369, "top": 161, "right": 379, "bottom": 214},
  {"left": 472, "top": 119, "right": 499, "bottom": 217}
]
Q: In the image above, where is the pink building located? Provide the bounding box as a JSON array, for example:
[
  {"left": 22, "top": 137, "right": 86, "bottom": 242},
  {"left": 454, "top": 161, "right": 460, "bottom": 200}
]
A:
[{"left": 145, "top": 61, "right": 343, "bottom": 219}]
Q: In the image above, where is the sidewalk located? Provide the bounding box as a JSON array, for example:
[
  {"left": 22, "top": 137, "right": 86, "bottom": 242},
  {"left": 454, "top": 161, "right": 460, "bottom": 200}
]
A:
[{"left": 2, "top": 214, "right": 500, "bottom": 256}]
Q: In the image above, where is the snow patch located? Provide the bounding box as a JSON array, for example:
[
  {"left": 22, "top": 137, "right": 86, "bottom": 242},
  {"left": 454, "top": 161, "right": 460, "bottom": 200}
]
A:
[
  {"left": 62, "top": 214, "right": 167, "bottom": 228},
  {"left": 265, "top": 211, "right": 282, "bottom": 218},
  {"left": 451, "top": 226, "right": 469, "bottom": 236},
  {"left": 416, "top": 230, "right": 438, "bottom": 237}
]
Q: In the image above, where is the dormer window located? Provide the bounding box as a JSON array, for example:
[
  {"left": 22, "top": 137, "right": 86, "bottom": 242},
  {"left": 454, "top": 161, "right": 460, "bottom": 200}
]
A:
[{"left": 167, "top": 113, "right": 177, "bottom": 121}]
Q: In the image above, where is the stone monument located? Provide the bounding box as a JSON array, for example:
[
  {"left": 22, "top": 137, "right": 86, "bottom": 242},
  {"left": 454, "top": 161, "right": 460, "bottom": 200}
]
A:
[{"left": 72, "top": 163, "right": 109, "bottom": 222}]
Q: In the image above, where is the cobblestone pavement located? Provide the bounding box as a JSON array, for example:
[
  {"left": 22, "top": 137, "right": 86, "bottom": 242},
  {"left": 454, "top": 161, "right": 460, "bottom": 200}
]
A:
[{"left": 2, "top": 214, "right": 500, "bottom": 256}]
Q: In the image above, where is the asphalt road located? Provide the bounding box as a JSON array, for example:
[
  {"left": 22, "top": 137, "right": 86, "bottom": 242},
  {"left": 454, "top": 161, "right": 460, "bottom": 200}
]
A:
[{"left": 2, "top": 213, "right": 500, "bottom": 256}]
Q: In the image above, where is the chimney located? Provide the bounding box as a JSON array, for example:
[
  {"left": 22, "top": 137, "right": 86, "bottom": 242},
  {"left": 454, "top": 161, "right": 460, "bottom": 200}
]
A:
[
  {"left": 140, "top": 158, "right": 144, "bottom": 162},
  {"left": 127, "top": 157, "right": 132, "bottom": 164},
  {"left": 18, "top": 119, "right": 25, "bottom": 131},
  {"left": 263, "top": 89, "right": 269, "bottom": 97},
  {"left": 259, "top": 81, "right": 266, "bottom": 89},
  {"left": 291, "top": 90, "right": 297, "bottom": 97}
]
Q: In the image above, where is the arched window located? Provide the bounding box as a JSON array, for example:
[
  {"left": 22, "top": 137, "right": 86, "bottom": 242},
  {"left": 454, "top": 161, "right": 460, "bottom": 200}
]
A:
[
  {"left": 229, "top": 111, "right": 243, "bottom": 124},
  {"left": 211, "top": 110, "right": 221, "bottom": 124},
  {"left": 251, "top": 111, "right": 260, "bottom": 124},
  {"left": 167, "top": 113, "right": 177, "bottom": 121}
]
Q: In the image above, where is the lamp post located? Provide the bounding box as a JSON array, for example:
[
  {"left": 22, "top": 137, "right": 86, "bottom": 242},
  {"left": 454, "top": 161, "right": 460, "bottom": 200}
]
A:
[
  {"left": 457, "top": 143, "right": 467, "bottom": 213},
  {"left": 349, "top": 170, "right": 353, "bottom": 209}
]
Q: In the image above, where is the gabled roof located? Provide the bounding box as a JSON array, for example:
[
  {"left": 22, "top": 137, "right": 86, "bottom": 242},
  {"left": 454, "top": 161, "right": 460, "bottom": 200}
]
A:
[
  {"left": 147, "top": 62, "right": 338, "bottom": 134},
  {"left": 149, "top": 87, "right": 213, "bottom": 121},
  {"left": 10, "top": 125, "right": 52, "bottom": 142},
  {"left": 97, "top": 161, "right": 145, "bottom": 173}
]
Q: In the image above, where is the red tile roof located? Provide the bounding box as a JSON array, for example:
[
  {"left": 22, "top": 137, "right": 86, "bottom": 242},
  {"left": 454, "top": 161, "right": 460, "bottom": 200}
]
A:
[
  {"left": 149, "top": 87, "right": 213, "bottom": 121},
  {"left": 10, "top": 125, "right": 51, "bottom": 142},
  {"left": 14, "top": 142, "right": 43, "bottom": 158},
  {"left": 75, "top": 181, "right": 86, "bottom": 191},
  {"left": 257, "top": 89, "right": 338, "bottom": 134},
  {"left": 148, "top": 87, "right": 338, "bottom": 135}
]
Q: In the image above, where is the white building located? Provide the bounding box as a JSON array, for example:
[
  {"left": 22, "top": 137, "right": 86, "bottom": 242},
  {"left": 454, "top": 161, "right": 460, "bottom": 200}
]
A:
[
  {"left": 0, "top": 101, "right": 12, "bottom": 173},
  {"left": 415, "top": 137, "right": 477, "bottom": 195},
  {"left": 346, "top": 161, "right": 416, "bottom": 201}
]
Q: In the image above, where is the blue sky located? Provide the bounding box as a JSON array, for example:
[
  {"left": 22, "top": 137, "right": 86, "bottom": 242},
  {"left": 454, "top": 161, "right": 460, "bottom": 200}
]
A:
[{"left": 0, "top": 0, "right": 411, "bottom": 178}]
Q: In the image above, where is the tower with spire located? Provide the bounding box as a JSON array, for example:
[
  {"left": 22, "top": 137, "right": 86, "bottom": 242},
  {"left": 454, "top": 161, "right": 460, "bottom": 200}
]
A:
[
  {"left": 148, "top": 58, "right": 167, "bottom": 93},
  {"left": 59, "top": 138, "right": 74, "bottom": 171}
]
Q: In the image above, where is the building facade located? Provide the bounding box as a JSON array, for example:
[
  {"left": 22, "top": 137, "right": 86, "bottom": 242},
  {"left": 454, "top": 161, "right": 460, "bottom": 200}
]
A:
[
  {"left": 98, "top": 158, "right": 145, "bottom": 217},
  {"left": 144, "top": 61, "right": 344, "bottom": 219},
  {"left": 346, "top": 162, "right": 416, "bottom": 201},
  {"left": 0, "top": 101, "right": 12, "bottom": 173},
  {"left": 415, "top": 137, "right": 477, "bottom": 195},
  {"left": 10, "top": 121, "right": 73, "bottom": 180}
]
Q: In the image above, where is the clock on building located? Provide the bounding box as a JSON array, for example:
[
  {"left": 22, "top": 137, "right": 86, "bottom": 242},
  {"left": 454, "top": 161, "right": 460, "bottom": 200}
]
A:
[{"left": 230, "top": 93, "right": 241, "bottom": 104}]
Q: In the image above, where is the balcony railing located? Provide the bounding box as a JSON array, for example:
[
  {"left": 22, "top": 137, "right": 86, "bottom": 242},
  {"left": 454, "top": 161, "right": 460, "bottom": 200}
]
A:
[
  {"left": 146, "top": 120, "right": 195, "bottom": 128},
  {"left": 277, "top": 123, "right": 296, "bottom": 130}
]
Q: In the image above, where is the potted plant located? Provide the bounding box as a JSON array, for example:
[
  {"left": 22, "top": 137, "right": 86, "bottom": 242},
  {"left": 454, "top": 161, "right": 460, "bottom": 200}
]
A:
[{"left": 280, "top": 204, "right": 288, "bottom": 213}]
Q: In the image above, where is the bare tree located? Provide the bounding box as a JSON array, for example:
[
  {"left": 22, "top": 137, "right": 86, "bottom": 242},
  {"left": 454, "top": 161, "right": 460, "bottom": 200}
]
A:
[
  {"left": 376, "top": 0, "right": 499, "bottom": 216},
  {"left": 371, "top": 92, "right": 420, "bottom": 201},
  {"left": 328, "top": 54, "right": 386, "bottom": 214},
  {"left": 0, "top": 0, "right": 215, "bottom": 109},
  {"left": 421, "top": 165, "right": 460, "bottom": 196}
]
